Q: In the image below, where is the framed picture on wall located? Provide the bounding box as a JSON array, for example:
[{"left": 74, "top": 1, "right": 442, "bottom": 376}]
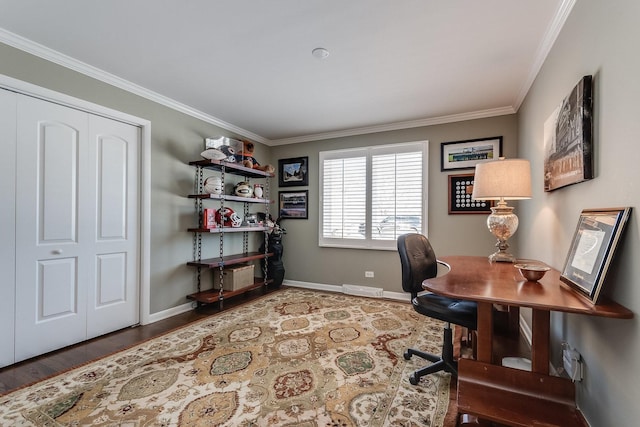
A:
[
  {"left": 441, "top": 136, "right": 503, "bottom": 171},
  {"left": 560, "top": 207, "right": 631, "bottom": 303},
  {"left": 279, "top": 190, "right": 308, "bottom": 219},
  {"left": 448, "top": 173, "right": 493, "bottom": 214},
  {"left": 543, "top": 75, "right": 593, "bottom": 192},
  {"left": 278, "top": 156, "right": 308, "bottom": 187}
]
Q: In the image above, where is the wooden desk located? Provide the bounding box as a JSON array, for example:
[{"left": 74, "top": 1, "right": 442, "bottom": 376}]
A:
[{"left": 423, "top": 256, "right": 633, "bottom": 426}]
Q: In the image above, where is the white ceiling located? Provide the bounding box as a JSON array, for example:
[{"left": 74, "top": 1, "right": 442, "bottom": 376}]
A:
[{"left": 0, "top": 0, "right": 572, "bottom": 145}]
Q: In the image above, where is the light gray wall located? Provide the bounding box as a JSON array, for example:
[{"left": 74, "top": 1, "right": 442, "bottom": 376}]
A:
[
  {"left": 0, "top": 42, "right": 271, "bottom": 314},
  {"left": 272, "top": 115, "right": 518, "bottom": 293},
  {"left": 517, "top": 0, "right": 640, "bottom": 425}
]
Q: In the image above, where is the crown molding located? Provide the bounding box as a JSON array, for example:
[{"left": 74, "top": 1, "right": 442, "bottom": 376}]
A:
[
  {"left": 513, "top": 0, "right": 576, "bottom": 110},
  {"left": 268, "top": 106, "right": 516, "bottom": 145},
  {"left": 0, "top": 27, "right": 268, "bottom": 144}
]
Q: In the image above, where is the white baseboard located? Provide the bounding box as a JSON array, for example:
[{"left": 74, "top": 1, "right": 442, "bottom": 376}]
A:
[
  {"left": 284, "top": 280, "right": 410, "bottom": 302},
  {"left": 144, "top": 301, "right": 194, "bottom": 325},
  {"left": 342, "top": 284, "right": 384, "bottom": 298}
]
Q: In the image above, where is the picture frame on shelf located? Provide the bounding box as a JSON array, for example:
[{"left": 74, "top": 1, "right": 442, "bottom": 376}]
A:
[
  {"left": 441, "top": 136, "right": 503, "bottom": 171},
  {"left": 560, "top": 207, "right": 632, "bottom": 303},
  {"left": 278, "top": 156, "right": 308, "bottom": 187},
  {"left": 448, "top": 173, "right": 493, "bottom": 214},
  {"left": 543, "top": 75, "right": 593, "bottom": 192},
  {"left": 279, "top": 190, "right": 308, "bottom": 219}
]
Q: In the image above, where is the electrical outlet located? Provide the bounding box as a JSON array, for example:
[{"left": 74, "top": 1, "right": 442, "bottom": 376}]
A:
[
  {"left": 365, "top": 271, "right": 374, "bottom": 278},
  {"left": 562, "top": 345, "right": 583, "bottom": 381}
]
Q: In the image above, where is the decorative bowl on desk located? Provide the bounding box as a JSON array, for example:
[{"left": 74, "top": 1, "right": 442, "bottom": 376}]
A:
[{"left": 514, "top": 262, "right": 550, "bottom": 282}]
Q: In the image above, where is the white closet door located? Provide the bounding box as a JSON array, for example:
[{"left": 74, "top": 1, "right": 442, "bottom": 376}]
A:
[
  {"left": 86, "top": 115, "right": 139, "bottom": 337},
  {"left": 15, "top": 96, "right": 91, "bottom": 361},
  {"left": 0, "top": 90, "right": 17, "bottom": 368},
  {"left": 14, "top": 96, "right": 141, "bottom": 362}
]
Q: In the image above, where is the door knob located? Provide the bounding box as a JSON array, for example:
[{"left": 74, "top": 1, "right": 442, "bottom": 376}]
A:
[{"left": 52, "top": 249, "right": 63, "bottom": 255}]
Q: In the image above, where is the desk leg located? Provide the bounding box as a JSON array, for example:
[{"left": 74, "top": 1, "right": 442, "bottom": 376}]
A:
[
  {"left": 476, "top": 302, "right": 493, "bottom": 363},
  {"left": 531, "top": 309, "right": 550, "bottom": 375}
]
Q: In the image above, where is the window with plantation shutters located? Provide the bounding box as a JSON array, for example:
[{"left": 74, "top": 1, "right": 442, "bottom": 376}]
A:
[{"left": 319, "top": 141, "right": 428, "bottom": 250}]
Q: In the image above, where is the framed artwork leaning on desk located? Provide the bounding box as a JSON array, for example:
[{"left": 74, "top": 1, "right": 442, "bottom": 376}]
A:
[{"left": 561, "top": 207, "right": 632, "bottom": 303}]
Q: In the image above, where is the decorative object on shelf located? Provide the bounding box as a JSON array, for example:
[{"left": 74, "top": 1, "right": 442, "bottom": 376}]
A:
[
  {"left": 448, "top": 173, "right": 493, "bottom": 214},
  {"left": 253, "top": 183, "right": 264, "bottom": 198},
  {"left": 472, "top": 157, "right": 532, "bottom": 263},
  {"left": 514, "top": 262, "right": 550, "bottom": 282},
  {"left": 441, "top": 136, "right": 503, "bottom": 171},
  {"left": 279, "top": 190, "right": 308, "bottom": 219},
  {"left": 234, "top": 181, "right": 253, "bottom": 197},
  {"left": 202, "top": 208, "right": 217, "bottom": 229},
  {"left": 544, "top": 75, "right": 593, "bottom": 192},
  {"left": 203, "top": 176, "right": 223, "bottom": 194},
  {"left": 205, "top": 136, "right": 243, "bottom": 162},
  {"left": 239, "top": 140, "right": 275, "bottom": 173},
  {"left": 215, "top": 207, "right": 242, "bottom": 228},
  {"left": 200, "top": 148, "right": 227, "bottom": 160},
  {"left": 205, "top": 136, "right": 241, "bottom": 149},
  {"left": 561, "top": 207, "right": 631, "bottom": 303},
  {"left": 244, "top": 213, "right": 259, "bottom": 226},
  {"left": 278, "top": 156, "right": 308, "bottom": 187},
  {"left": 213, "top": 264, "right": 254, "bottom": 291}
]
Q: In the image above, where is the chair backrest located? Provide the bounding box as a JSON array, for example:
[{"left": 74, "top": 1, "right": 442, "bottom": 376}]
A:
[{"left": 397, "top": 233, "right": 438, "bottom": 297}]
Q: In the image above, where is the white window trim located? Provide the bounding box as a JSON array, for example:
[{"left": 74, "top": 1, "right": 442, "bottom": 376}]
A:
[{"left": 319, "top": 141, "right": 429, "bottom": 250}]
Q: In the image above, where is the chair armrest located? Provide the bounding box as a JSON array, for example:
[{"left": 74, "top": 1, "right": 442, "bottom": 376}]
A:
[{"left": 436, "top": 260, "right": 451, "bottom": 277}]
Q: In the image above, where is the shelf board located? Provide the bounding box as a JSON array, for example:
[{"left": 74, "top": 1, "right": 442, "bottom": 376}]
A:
[
  {"left": 187, "top": 252, "right": 273, "bottom": 268},
  {"left": 186, "top": 278, "right": 272, "bottom": 304},
  {"left": 189, "top": 159, "right": 275, "bottom": 178},
  {"left": 188, "top": 226, "right": 270, "bottom": 233},
  {"left": 188, "top": 193, "right": 272, "bottom": 204}
]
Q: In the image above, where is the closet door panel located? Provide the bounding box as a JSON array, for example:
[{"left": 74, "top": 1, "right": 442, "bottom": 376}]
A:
[
  {"left": 15, "top": 96, "right": 89, "bottom": 362},
  {"left": 86, "top": 115, "right": 140, "bottom": 338}
]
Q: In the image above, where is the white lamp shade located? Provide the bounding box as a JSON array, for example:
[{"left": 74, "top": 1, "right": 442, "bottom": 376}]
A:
[{"left": 472, "top": 158, "right": 532, "bottom": 200}]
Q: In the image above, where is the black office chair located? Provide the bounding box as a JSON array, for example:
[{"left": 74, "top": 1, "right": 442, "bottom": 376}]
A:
[{"left": 397, "top": 233, "right": 477, "bottom": 385}]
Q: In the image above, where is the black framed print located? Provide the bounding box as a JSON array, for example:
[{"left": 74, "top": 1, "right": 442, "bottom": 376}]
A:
[
  {"left": 560, "top": 207, "right": 632, "bottom": 303},
  {"left": 544, "top": 75, "right": 593, "bottom": 192},
  {"left": 279, "top": 190, "right": 308, "bottom": 219},
  {"left": 441, "top": 136, "right": 503, "bottom": 171},
  {"left": 448, "top": 173, "right": 493, "bottom": 214},
  {"left": 278, "top": 156, "right": 308, "bottom": 187}
]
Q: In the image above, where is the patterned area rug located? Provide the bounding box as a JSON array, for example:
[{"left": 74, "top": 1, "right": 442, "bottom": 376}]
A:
[{"left": 1, "top": 288, "right": 451, "bottom": 426}]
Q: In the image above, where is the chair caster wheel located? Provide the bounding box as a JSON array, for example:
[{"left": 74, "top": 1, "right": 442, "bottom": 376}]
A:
[
  {"left": 403, "top": 350, "right": 411, "bottom": 360},
  {"left": 409, "top": 374, "right": 419, "bottom": 385}
]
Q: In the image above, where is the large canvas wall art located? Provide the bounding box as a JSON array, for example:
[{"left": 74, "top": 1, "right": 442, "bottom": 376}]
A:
[{"left": 543, "top": 75, "right": 593, "bottom": 192}]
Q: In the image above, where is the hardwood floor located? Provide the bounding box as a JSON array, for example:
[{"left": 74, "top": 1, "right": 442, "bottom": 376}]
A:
[{"left": 0, "top": 286, "right": 283, "bottom": 395}]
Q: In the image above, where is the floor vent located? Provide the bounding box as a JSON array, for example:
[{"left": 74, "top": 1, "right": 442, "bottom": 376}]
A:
[{"left": 342, "top": 284, "right": 384, "bottom": 298}]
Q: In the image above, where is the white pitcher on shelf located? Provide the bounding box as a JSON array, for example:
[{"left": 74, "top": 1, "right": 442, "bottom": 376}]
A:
[{"left": 253, "top": 184, "right": 264, "bottom": 198}]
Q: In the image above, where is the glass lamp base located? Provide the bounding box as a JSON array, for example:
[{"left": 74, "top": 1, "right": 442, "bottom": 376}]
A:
[
  {"left": 486, "top": 203, "right": 518, "bottom": 263},
  {"left": 489, "top": 250, "right": 516, "bottom": 263}
]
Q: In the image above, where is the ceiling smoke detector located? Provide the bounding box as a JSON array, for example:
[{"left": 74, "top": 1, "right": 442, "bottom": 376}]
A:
[{"left": 312, "top": 47, "right": 329, "bottom": 59}]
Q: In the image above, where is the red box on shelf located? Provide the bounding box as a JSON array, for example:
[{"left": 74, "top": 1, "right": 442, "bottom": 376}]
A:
[{"left": 203, "top": 208, "right": 217, "bottom": 229}]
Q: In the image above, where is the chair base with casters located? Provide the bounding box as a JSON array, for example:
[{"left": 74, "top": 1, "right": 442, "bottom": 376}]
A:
[
  {"left": 397, "top": 233, "right": 478, "bottom": 385},
  {"left": 403, "top": 292, "right": 477, "bottom": 384}
]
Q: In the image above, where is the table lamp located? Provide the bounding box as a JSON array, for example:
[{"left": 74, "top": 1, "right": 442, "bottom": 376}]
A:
[{"left": 472, "top": 158, "right": 531, "bottom": 262}]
